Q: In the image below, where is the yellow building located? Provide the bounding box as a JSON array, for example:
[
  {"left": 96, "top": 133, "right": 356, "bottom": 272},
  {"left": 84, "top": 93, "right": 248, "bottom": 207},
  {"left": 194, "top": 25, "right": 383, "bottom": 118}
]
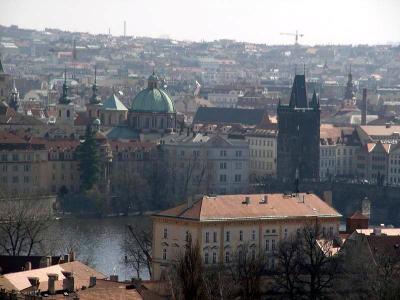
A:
[{"left": 151, "top": 193, "right": 341, "bottom": 280}]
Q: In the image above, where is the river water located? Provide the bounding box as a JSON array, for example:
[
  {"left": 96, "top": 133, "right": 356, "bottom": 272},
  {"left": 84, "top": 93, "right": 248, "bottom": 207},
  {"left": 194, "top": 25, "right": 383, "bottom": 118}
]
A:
[{"left": 51, "top": 216, "right": 151, "bottom": 281}]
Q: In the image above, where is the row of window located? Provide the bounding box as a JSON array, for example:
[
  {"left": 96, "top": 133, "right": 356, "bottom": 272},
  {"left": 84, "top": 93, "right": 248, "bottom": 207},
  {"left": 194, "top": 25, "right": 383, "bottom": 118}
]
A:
[
  {"left": 1, "top": 164, "right": 32, "bottom": 172},
  {"left": 219, "top": 162, "right": 243, "bottom": 170},
  {"left": 0, "top": 153, "right": 36, "bottom": 162},
  {"left": 249, "top": 139, "right": 274, "bottom": 147},
  {"left": 250, "top": 160, "right": 274, "bottom": 170},
  {"left": 320, "top": 148, "right": 354, "bottom": 157},
  {"left": 2, "top": 176, "right": 31, "bottom": 184},
  {"left": 219, "top": 174, "right": 242, "bottom": 183},
  {"left": 250, "top": 149, "right": 273, "bottom": 158}
]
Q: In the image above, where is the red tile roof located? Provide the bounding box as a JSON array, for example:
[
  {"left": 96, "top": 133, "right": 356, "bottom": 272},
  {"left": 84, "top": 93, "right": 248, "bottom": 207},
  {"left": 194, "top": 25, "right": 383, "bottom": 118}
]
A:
[{"left": 154, "top": 193, "right": 342, "bottom": 221}]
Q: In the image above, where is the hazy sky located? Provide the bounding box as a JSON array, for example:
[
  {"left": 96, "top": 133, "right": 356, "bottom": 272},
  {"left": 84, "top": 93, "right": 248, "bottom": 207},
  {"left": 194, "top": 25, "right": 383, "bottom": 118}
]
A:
[{"left": 1, "top": 0, "right": 399, "bottom": 45}]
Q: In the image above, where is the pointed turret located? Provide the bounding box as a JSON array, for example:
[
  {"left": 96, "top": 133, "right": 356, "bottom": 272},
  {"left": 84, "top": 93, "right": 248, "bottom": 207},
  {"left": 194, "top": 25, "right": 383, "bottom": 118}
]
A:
[
  {"left": 289, "top": 74, "right": 308, "bottom": 108},
  {"left": 59, "top": 67, "right": 71, "bottom": 104},
  {"left": 147, "top": 71, "right": 158, "bottom": 89},
  {"left": 344, "top": 65, "right": 355, "bottom": 100},
  {"left": 9, "top": 79, "right": 19, "bottom": 111},
  {"left": 0, "top": 57, "right": 4, "bottom": 74},
  {"left": 310, "top": 90, "right": 319, "bottom": 109},
  {"left": 90, "top": 66, "right": 101, "bottom": 104}
]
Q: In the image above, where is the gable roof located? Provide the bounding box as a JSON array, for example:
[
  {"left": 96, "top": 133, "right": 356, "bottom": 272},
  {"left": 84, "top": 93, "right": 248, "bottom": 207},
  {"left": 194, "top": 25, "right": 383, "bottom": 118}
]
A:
[
  {"left": 103, "top": 94, "right": 128, "bottom": 111},
  {"left": 193, "top": 107, "right": 268, "bottom": 126},
  {"left": 154, "top": 193, "right": 342, "bottom": 222}
]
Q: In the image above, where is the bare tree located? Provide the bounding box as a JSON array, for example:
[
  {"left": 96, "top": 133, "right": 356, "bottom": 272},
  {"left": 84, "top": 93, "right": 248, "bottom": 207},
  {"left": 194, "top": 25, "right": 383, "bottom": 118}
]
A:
[
  {"left": 126, "top": 224, "right": 152, "bottom": 279},
  {"left": 0, "top": 189, "right": 53, "bottom": 256},
  {"left": 169, "top": 235, "right": 207, "bottom": 300},
  {"left": 226, "top": 244, "right": 265, "bottom": 300}
]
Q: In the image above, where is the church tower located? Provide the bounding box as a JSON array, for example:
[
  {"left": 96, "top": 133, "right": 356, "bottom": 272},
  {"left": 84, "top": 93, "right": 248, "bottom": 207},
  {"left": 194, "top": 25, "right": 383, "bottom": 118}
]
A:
[
  {"left": 9, "top": 79, "right": 19, "bottom": 111},
  {"left": 86, "top": 66, "right": 103, "bottom": 120},
  {"left": 56, "top": 67, "right": 75, "bottom": 127},
  {"left": 277, "top": 74, "right": 320, "bottom": 182},
  {"left": 343, "top": 65, "right": 356, "bottom": 107}
]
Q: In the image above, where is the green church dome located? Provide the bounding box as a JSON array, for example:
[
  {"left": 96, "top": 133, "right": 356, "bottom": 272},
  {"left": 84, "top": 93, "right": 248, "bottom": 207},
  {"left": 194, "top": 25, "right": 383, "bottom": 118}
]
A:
[{"left": 131, "top": 73, "right": 175, "bottom": 113}]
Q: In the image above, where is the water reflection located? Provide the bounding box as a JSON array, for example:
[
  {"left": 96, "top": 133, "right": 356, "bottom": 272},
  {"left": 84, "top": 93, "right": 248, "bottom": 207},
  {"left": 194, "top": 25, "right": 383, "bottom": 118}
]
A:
[{"left": 51, "top": 216, "right": 151, "bottom": 281}]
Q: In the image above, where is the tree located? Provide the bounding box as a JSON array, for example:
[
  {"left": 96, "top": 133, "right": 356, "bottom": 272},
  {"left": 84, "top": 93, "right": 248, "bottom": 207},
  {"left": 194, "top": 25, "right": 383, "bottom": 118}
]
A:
[
  {"left": 274, "top": 236, "right": 303, "bottom": 299},
  {"left": 274, "top": 224, "right": 340, "bottom": 300},
  {"left": 111, "top": 172, "right": 150, "bottom": 214},
  {"left": 77, "top": 126, "right": 100, "bottom": 191},
  {"left": 0, "top": 190, "right": 53, "bottom": 256},
  {"left": 169, "top": 235, "right": 207, "bottom": 300},
  {"left": 125, "top": 224, "right": 153, "bottom": 279},
  {"left": 226, "top": 244, "right": 265, "bottom": 300}
]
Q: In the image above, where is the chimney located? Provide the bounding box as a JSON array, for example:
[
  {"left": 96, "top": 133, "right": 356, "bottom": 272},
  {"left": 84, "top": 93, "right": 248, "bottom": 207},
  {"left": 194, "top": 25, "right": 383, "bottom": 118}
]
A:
[
  {"left": 89, "top": 276, "right": 96, "bottom": 288},
  {"left": 69, "top": 251, "right": 75, "bottom": 262},
  {"left": 47, "top": 273, "right": 59, "bottom": 295},
  {"left": 62, "top": 271, "right": 75, "bottom": 292},
  {"left": 361, "top": 197, "right": 371, "bottom": 219},
  {"left": 25, "top": 261, "right": 32, "bottom": 271},
  {"left": 28, "top": 277, "right": 40, "bottom": 290},
  {"left": 242, "top": 196, "right": 250, "bottom": 205},
  {"left": 260, "top": 195, "right": 268, "bottom": 204},
  {"left": 323, "top": 191, "right": 333, "bottom": 206},
  {"left": 64, "top": 254, "right": 70, "bottom": 263},
  {"left": 361, "top": 88, "right": 367, "bottom": 126},
  {"left": 46, "top": 256, "right": 52, "bottom": 267},
  {"left": 110, "top": 275, "right": 119, "bottom": 282}
]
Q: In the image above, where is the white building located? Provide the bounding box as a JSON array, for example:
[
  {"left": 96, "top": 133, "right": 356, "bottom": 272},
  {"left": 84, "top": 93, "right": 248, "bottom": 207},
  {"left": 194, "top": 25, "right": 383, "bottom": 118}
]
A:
[{"left": 245, "top": 129, "right": 277, "bottom": 179}]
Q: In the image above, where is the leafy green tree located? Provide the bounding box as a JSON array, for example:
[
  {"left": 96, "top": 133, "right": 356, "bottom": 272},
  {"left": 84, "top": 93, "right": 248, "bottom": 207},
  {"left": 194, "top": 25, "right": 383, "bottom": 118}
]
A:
[{"left": 77, "top": 126, "right": 100, "bottom": 191}]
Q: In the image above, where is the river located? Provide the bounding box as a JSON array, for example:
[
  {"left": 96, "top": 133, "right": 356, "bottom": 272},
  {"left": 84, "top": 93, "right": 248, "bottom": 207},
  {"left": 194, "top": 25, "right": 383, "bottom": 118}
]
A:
[{"left": 51, "top": 216, "right": 151, "bottom": 281}]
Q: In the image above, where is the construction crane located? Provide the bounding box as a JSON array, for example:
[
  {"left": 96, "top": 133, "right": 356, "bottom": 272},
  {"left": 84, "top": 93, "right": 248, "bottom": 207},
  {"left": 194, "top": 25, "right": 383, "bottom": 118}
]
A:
[{"left": 280, "top": 30, "right": 304, "bottom": 45}]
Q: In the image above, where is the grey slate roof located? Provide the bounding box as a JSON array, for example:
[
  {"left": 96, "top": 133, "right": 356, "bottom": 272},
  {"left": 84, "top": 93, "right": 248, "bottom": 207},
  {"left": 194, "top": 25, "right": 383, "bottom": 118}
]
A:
[{"left": 193, "top": 107, "right": 268, "bottom": 126}]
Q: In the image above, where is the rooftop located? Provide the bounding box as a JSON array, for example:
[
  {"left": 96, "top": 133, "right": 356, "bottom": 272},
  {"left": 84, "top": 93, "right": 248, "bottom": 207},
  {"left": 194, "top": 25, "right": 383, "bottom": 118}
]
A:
[{"left": 154, "top": 193, "right": 342, "bottom": 222}]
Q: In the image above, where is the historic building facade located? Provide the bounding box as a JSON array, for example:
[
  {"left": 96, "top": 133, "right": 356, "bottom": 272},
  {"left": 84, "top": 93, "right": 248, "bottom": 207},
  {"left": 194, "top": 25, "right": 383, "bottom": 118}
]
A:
[
  {"left": 151, "top": 193, "right": 341, "bottom": 280},
  {"left": 277, "top": 74, "right": 320, "bottom": 181}
]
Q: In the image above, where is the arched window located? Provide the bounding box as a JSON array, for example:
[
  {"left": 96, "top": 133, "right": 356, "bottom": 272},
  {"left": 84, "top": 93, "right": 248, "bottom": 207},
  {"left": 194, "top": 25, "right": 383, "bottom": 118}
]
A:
[
  {"left": 204, "top": 252, "right": 209, "bottom": 264},
  {"left": 162, "top": 248, "right": 167, "bottom": 260},
  {"left": 66, "top": 110, "right": 70, "bottom": 118},
  {"left": 225, "top": 251, "right": 230, "bottom": 263}
]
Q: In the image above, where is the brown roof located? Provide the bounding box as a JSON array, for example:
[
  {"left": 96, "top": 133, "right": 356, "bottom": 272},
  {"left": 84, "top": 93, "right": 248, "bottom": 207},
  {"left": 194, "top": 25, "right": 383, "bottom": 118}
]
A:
[
  {"left": 0, "top": 261, "right": 106, "bottom": 292},
  {"left": 360, "top": 125, "right": 400, "bottom": 137},
  {"left": 348, "top": 211, "right": 368, "bottom": 220},
  {"left": 154, "top": 193, "right": 342, "bottom": 222}
]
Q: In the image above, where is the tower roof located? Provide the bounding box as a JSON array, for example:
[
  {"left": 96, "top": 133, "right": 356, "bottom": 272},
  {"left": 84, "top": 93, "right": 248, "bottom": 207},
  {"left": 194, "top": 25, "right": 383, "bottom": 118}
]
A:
[
  {"left": 59, "top": 67, "right": 72, "bottom": 105},
  {"left": 131, "top": 72, "right": 175, "bottom": 113},
  {"left": 344, "top": 66, "right": 355, "bottom": 100},
  {"left": 90, "top": 66, "right": 101, "bottom": 104},
  {"left": 289, "top": 75, "right": 308, "bottom": 108},
  {"left": 0, "top": 57, "right": 4, "bottom": 73},
  {"left": 103, "top": 94, "right": 128, "bottom": 111}
]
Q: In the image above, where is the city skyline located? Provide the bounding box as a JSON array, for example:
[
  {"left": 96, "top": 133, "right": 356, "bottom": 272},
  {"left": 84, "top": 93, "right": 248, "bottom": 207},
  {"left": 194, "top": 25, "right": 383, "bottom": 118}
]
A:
[{"left": 0, "top": 0, "right": 399, "bottom": 45}]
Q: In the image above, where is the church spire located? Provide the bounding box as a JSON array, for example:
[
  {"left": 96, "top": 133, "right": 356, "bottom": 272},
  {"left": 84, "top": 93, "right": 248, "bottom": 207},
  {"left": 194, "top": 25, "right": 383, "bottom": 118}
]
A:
[
  {"left": 9, "top": 78, "right": 19, "bottom": 111},
  {"left": 344, "top": 64, "right": 355, "bottom": 100},
  {"left": 310, "top": 90, "right": 319, "bottom": 109},
  {"left": 90, "top": 65, "right": 101, "bottom": 104},
  {"left": 59, "top": 66, "right": 71, "bottom": 104}
]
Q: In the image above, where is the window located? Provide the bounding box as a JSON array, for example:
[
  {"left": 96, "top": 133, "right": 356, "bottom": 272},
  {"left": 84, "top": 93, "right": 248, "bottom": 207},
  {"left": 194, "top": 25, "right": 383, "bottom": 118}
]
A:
[
  {"left": 225, "top": 251, "right": 230, "bottom": 263},
  {"left": 66, "top": 110, "right": 70, "bottom": 118},
  {"left": 272, "top": 239, "right": 276, "bottom": 251},
  {"left": 12, "top": 154, "right": 19, "bottom": 161},
  {"left": 265, "top": 240, "right": 270, "bottom": 251},
  {"left": 226, "top": 231, "right": 230, "bottom": 242},
  {"left": 251, "top": 248, "right": 256, "bottom": 260},
  {"left": 239, "top": 230, "right": 243, "bottom": 241},
  {"left": 329, "top": 227, "right": 333, "bottom": 236},
  {"left": 212, "top": 252, "right": 217, "bottom": 264},
  {"left": 235, "top": 150, "right": 242, "bottom": 157},
  {"left": 220, "top": 150, "right": 227, "bottom": 157},
  {"left": 13, "top": 165, "right": 18, "bottom": 172},
  {"left": 23, "top": 176, "right": 29, "bottom": 183},
  {"left": 1, "top": 154, "right": 7, "bottom": 161},
  {"left": 163, "top": 228, "right": 168, "bottom": 239},
  {"left": 219, "top": 174, "right": 227, "bottom": 183},
  {"left": 213, "top": 232, "right": 217, "bottom": 243},
  {"left": 220, "top": 162, "right": 227, "bottom": 169},
  {"left": 162, "top": 248, "right": 167, "bottom": 260},
  {"left": 234, "top": 174, "right": 242, "bottom": 182},
  {"left": 205, "top": 232, "right": 210, "bottom": 243},
  {"left": 204, "top": 253, "right": 209, "bottom": 264},
  {"left": 12, "top": 176, "right": 19, "bottom": 183},
  {"left": 252, "top": 230, "right": 256, "bottom": 240},
  {"left": 284, "top": 228, "right": 288, "bottom": 239}
]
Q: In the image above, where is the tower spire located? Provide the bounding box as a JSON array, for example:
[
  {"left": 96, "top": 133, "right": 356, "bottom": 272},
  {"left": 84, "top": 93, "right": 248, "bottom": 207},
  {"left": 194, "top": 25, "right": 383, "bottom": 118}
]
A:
[
  {"left": 9, "top": 78, "right": 19, "bottom": 111},
  {"left": 90, "top": 65, "right": 101, "bottom": 104},
  {"left": 59, "top": 66, "right": 71, "bottom": 104}
]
